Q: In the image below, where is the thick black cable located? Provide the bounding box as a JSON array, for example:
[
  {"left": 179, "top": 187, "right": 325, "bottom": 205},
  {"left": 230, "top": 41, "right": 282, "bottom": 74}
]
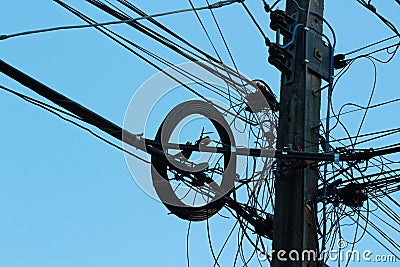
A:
[{"left": 4, "top": 59, "right": 400, "bottom": 163}]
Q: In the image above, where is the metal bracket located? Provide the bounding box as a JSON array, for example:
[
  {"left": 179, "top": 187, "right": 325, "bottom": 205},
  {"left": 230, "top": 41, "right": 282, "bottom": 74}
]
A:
[{"left": 307, "top": 32, "right": 331, "bottom": 82}]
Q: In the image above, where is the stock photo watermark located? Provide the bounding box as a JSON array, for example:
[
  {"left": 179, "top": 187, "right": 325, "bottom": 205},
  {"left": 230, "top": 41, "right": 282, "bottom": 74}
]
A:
[{"left": 257, "top": 239, "right": 397, "bottom": 263}]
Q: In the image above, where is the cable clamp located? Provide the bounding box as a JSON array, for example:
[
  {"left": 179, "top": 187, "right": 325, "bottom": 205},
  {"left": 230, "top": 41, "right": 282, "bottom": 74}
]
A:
[
  {"left": 333, "top": 153, "right": 339, "bottom": 163},
  {"left": 334, "top": 54, "right": 348, "bottom": 69}
]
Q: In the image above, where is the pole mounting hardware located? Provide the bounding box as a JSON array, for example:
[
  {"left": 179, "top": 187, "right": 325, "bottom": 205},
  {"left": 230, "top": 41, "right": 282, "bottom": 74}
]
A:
[{"left": 268, "top": 10, "right": 299, "bottom": 84}]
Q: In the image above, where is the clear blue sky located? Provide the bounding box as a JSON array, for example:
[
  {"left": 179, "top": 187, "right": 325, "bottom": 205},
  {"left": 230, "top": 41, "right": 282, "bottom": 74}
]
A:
[{"left": 1, "top": 1, "right": 399, "bottom": 266}]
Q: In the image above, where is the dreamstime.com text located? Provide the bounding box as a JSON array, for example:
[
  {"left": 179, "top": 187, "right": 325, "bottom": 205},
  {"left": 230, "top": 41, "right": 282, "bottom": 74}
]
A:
[{"left": 257, "top": 239, "right": 397, "bottom": 263}]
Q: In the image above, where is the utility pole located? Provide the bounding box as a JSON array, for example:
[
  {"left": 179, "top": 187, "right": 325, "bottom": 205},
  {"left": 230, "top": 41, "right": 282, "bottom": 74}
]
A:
[{"left": 272, "top": 0, "right": 325, "bottom": 266}]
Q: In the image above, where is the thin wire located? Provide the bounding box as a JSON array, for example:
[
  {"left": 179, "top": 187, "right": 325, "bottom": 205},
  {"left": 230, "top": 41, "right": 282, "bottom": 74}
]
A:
[
  {"left": 322, "top": 97, "right": 400, "bottom": 122},
  {"left": 352, "top": 57, "right": 377, "bottom": 147},
  {"left": 186, "top": 221, "right": 192, "bottom": 267},
  {"left": 0, "top": 84, "right": 150, "bottom": 163},
  {"left": 186, "top": 0, "right": 238, "bottom": 106},
  {"left": 331, "top": 127, "right": 400, "bottom": 143},
  {"left": 347, "top": 42, "right": 400, "bottom": 62},
  {"left": 206, "top": 0, "right": 240, "bottom": 71},
  {"left": 56, "top": 2, "right": 255, "bottom": 125},
  {"left": 206, "top": 217, "right": 221, "bottom": 267},
  {"left": 270, "top": 0, "right": 282, "bottom": 11},
  {"left": 241, "top": 2, "right": 271, "bottom": 45},
  {"left": 355, "top": 0, "right": 400, "bottom": 36},
  {"left": 0, "top": 0, "right": 242, "bottom": 41},
  {"left": 0, "top": 84, "right": 82, "bottom": 120},
  {"left": 116, "top": 0, "right": 221, "bottom": 63},
  {"left": 213, "top": 220, "right": 239, "bottom": 266},
  {"left": 344, "top": 34, "right": 398, "bottom": 56},
  {"left": 188, "top": 0, "right": 224, "bottom": 62}
]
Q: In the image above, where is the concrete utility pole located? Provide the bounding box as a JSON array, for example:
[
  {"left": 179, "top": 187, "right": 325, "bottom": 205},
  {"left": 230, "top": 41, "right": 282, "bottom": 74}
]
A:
[{"left": 272, "top": 0, "right": 325, "bottom": 266}]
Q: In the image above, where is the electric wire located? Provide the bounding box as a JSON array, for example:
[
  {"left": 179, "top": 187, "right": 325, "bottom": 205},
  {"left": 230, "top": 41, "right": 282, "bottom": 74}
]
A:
[
  {"left": 4, "top": 0, "right": 400, "bottom": 265},
  {"left": 344, "top": 34, "right": 399, "bottom": 56},
  {"left": 0, "top": 0, "right": 243, "bottom": 41},
  {"left": 0, "top": 84, "right": 150, "bottom": 163}
]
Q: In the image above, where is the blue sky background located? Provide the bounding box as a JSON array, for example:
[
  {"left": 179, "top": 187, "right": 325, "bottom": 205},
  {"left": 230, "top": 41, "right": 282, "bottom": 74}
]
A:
[{"left": 1, "top": 1, "right": 399, "bottom": 266}]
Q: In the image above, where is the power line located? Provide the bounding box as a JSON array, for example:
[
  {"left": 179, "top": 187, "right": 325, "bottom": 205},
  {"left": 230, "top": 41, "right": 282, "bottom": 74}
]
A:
[
  {"left": 206, "top": 0, "right": 241, "bottom": 71},
  {"left": 84, "top": 0, "right": 253, "bottom": 91},
  {"left": 0, "top": 84, "right": 150, "bottom": 163},
  {"left": 188, "top": 0, "right": 224, "bottom": 62},
  {"left": 241, "top": 2, "right": 271, "bottom": 46},
  {"left": 0, "top": 0, "right": 243, "bottom": 41},
  {"left": 5, "top": 59, "right": 391, "bottom": 164},
  {"left": 344, "top": 34, "right": 399, "bottom": 56},
  {"left": 356, "top": 0, "right": 400, "bottom": 36},
  {"left": 352, "top": 57, "right": 377, "bottom": 147},
  {"left": 347, "top": 42, "right": 400, "bottom": 62},
  {"left": 55, "top": 1, "right": 258, "bottom": 127},
  {"left": 115, "top": 0, "right": 221, "bottom": 63},
  {"left": 3, "top": 1, "right": 400, "bottom": 265},
  {"left": 322, "top": 97, "right": 400, "bottom": 122}
]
